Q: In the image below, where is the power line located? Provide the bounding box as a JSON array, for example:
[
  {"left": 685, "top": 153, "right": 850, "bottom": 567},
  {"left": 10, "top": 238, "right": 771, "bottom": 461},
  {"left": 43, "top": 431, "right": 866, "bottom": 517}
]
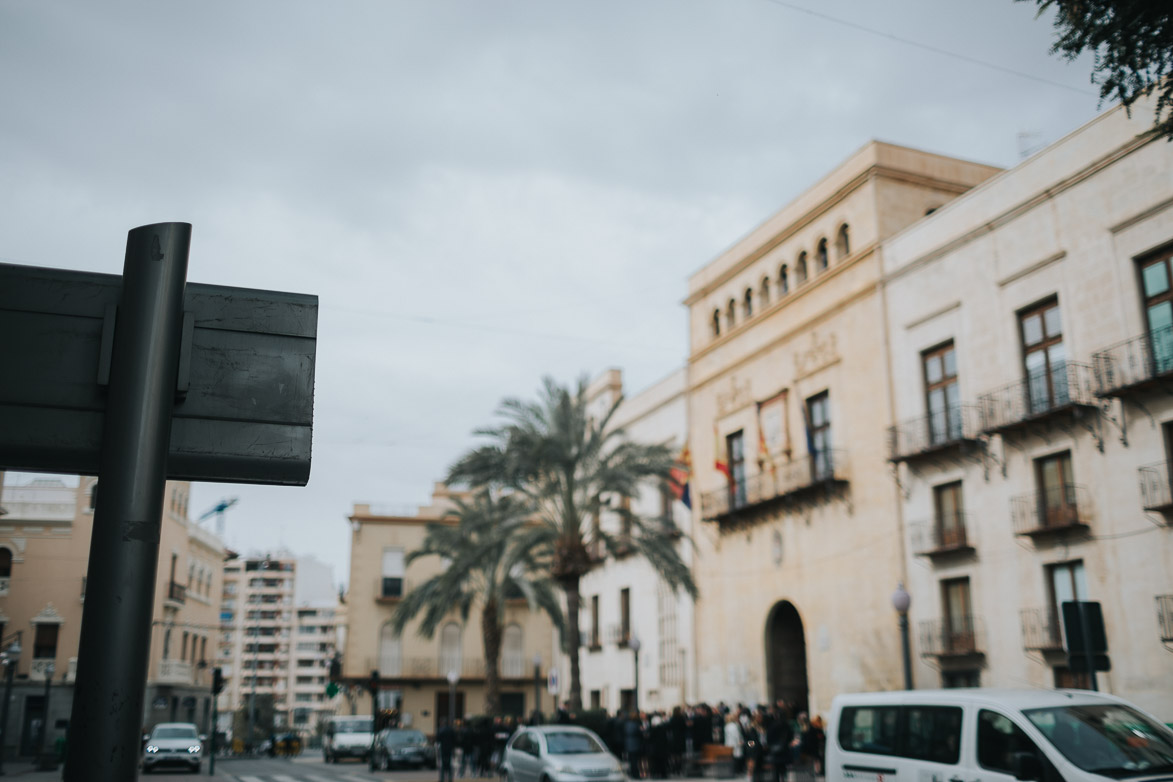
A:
[{"left": 757, "top": 0, "right": 1097, "bottom": 97}]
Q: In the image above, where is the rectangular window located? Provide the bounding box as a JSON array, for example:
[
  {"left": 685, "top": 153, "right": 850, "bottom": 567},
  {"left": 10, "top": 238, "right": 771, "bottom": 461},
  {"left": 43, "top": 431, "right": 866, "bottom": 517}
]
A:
[
  {"left": 923, "top": 342, "right": 961, "bottom": 443},
  {"left": 942, "top": 670, "right": 980, "bottom": 689},
  {"left": 659, "top": 482, "right": 674, "bottom": 526},
  {"left": 807, "top": 392, "right": 832, "bottom": 480},
  {"left": 1140, "top": 248, "right": 1173, "bottom": 374},
  {"left": 33, "top": 624, "right": 58, "bottom": 660},
  {"left": 1020, "top": 299, "right": 1067, "bottom": 413},
  {"left": 381, "top": 547, "right": 405, "bottom": 598},
  {"left": 590, "top": 595, "right": 600, "bottom": 649},
  {"left": 1047, "top": 560, "right": 1087, "bottom": 649},
  {"left": 620, "top": 588, "right": 631, "bottom": 645},
  {"left": 1036, "top": 451, "right": 1077, "bottom": 529},
  {"left": 837, "top": 706, "right": 901, "bottom": 756},
  {"left": 933, "top": 482, "right": 966, "bottom": 550},
  {"left": 1052, "top": 665, "right": 1092, "bottom": 689},
  {"left": 941, "top": 578, "right": 974, "bottom": 654},
  {"left": 727, "top": 431, "right": 746, "bottom": 509},
  {"left": 902, "top": 705, "right": 963, "bottom": 764},
  {"left": 590, "top": 690, "right": 601, "bottom": 710}
]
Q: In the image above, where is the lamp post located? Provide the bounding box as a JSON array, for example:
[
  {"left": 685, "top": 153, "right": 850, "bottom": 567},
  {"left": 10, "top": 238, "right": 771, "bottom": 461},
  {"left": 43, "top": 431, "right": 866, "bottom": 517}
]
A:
[
  {"left": 446, "top": 669, "right": 459, "bottom": 726},
  {"left": 531, "top": 654, "right": 542, "bottom": 723},
  {"left": 36, "top": 661, "right": 55, "bottom": 767},
  {"left": 891, "top": 583, "right": 913, "bottom": 690},
  {"left": 0, "top": 632, "right": 23, "bottom": 776},
  {"left": 628, "top": 636, "right": 641, "bottom": 714}
]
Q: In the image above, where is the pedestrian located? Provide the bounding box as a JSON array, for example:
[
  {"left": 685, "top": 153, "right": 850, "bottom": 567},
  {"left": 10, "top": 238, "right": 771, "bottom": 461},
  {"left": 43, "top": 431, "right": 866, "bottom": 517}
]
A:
[
  {"left": 649, "top": 714, "right": 669, "bottom": 779},
  {"left": 624, "top": 710, "right": 644, "bottom": 780},
  {"left": 457, "top": 719, "right": 474, "bottom": 778},
  {"left": 668, "top": 706, "right": 688, "bottom": 776},
  {"left": 724, "top": 713, "right": 744, "bottom": 777},
  {"left": 436, "top": 719, "right": 457, "bottom": 782},
  {"left": 765, "top": 706, "right": 793, "bottom": 782}
]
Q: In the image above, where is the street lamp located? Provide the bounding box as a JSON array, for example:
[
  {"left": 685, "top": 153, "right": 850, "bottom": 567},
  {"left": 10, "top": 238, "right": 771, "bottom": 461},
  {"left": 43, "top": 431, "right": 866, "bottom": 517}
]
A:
[
  {"left": 446, "top": 670, "right": 459, "bottom": 725},
  {"left": 628, "top": 636, "right": 641, "bottom": 714},
  {"left": 36, "top": 661, "right": 55, "bottom": 768},
  {"left": 891, "top": 583, "right": 913, "bottom": 690},
  {"left": 531, "top": 654, "right": 542, "bottom": 723},
  {"left": 0, "top": 632, "right": 23, "bottom": 776}
]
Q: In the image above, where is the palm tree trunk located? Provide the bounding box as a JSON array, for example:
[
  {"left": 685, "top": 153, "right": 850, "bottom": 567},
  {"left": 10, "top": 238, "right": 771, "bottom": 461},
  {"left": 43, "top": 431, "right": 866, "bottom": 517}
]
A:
[
  {"left": 563, "top": 576, "right": 583, "bottom": 711},
  {"left": 482, "top": 598, "right": 502, "bottom": 716}
]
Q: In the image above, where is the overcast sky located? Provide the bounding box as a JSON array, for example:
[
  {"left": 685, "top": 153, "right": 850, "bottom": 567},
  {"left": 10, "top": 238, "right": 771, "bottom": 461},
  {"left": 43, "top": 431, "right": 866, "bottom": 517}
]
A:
[{"left": 1, "top": 0, "right": 1101, "bottom": 588}]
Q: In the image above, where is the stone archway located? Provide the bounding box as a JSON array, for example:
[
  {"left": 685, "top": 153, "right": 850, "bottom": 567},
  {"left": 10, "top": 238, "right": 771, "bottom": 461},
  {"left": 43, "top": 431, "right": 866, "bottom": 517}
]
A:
[{"left": 764, "top": 601, "right": 809, "bottom": 715}]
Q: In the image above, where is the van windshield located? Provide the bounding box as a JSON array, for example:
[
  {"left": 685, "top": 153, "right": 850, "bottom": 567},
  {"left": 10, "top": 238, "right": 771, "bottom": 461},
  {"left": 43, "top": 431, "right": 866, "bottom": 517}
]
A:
[
  {"left": 335, "top": 720, "right": 373, "bottom": 734},
  {"left": 1024, "top": 704, "right": 1173, "bottom": 778}
]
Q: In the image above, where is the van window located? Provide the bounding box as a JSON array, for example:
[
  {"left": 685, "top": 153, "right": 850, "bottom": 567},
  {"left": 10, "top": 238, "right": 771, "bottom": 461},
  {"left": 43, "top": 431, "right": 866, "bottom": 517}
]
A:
[
  {"left": 839, "top": 706, "right": 901, "bottom": 756},
  {"left": 1024, "top": 703, "right": 1173, "bottom": 776},
  {"left": 978, "top": 710, "right": 1043, "bottom": 774},
  {"left": 904, "top": 706, "right": 963, "bottom": 764}
]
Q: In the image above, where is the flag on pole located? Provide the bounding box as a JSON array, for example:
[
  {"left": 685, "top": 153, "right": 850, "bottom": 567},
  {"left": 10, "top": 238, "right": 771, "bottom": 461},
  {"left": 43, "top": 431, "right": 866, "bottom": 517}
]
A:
[
  {"left": 669, "top": 444, "right": 692, "bottom": 510},
  {"left": 714, "top": 425, "right": 732, "bottom": 482}
]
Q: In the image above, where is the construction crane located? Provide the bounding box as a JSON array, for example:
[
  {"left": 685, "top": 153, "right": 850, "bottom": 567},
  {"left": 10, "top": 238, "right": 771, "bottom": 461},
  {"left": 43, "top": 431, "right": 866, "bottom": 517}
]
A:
[{"left": 197, "top": 497, "right": 238, "bottom": 539}]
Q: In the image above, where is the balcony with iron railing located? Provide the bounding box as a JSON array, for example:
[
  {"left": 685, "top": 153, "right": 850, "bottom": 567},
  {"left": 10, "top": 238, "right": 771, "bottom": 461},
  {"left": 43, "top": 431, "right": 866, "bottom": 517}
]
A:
[
  {"left": 1157, "top": 595, "right": 1173, "bottom": 645},
  {"left": 157, "top": 658, "right": 195, "bottom": 685},
  {"left": 1138, "top": 462, "right": 1173, "bottom": 518},
  {"left": 919, "top": 615, "right": 985, "bottom": 658},
  {"left": 701, "top": 450, "right": 848, "bottom": 521},
  {"left": 357, "top": 655, "right": 527, "bottom": 681},
  {"left": 1020, "top": 607, "right": 1064, "bottom": 652},
  {"left": 910, "top": 514, "right": 975, "bottom": 559},
  {"left": 1092, "top": 325, "right": 1173, "bottom": 397},
  {"left": 889, "top": 405, "right": 982, "bottom": 463},
  {"left": 167, "top": 581, "right": 186, "bottom": 605},
  {"left": 1011, "top": 484, "right": 1091, "bottom": 538},
  {"left": 377, "top": 577, "right": 411, "bottom": 602},
  {"left": 977, "top": 362, "right": 1098, "bottom": 436}
]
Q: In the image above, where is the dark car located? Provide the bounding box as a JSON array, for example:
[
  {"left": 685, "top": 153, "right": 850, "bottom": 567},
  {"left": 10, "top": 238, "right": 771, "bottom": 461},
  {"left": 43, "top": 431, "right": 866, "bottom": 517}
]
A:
[{"left": 373, "top": 728, "right": 436, "bottom": 770}]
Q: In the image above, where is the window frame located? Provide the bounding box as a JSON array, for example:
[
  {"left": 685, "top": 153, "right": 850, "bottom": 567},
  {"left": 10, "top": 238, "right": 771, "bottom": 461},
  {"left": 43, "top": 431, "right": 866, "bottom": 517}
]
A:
[
  {"left": 1019, "top": 298, "right": 1066, "bottom": 410},
  {"left": 922, "top": 341, "right": 960, "bottom": 444}
]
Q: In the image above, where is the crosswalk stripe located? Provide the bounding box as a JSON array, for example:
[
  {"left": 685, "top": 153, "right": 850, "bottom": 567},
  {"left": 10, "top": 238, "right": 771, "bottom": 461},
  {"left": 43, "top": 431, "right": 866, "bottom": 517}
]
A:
[
  {"left": 342, "top": 775, "right": 376, "bottom": 782},
  {"left": 237, "top": 776, "right": 266, "bottom": 782},
  {"left": 271, "top": 776, "right": 302, "bottom": 782}
]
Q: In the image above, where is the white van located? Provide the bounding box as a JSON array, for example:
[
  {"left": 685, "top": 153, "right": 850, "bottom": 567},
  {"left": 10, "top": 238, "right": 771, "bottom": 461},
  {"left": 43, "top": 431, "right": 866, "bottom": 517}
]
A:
[
  {"left": 827, "top": 689, "right": 1173, "bottom": 782},
  {"left": 323, "top": 715, "right": 375, "bottom": 764}
]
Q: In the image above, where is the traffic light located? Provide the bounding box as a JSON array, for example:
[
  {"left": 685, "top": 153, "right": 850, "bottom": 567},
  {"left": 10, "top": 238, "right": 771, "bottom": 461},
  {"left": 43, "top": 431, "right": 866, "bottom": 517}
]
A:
[
  {"left": 329, "top": 653, "right": 342, "bottom": 681},
  {"left": 368, "top": 669, "right": 380, "bottom": 696},
  {"left": 212, "top": 667, "right": 225, "bottom": 695}
]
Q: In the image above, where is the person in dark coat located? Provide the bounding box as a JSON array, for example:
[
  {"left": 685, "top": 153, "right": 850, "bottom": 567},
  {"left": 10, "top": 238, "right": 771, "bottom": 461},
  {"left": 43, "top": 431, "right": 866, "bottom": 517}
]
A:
[
  {"left": 648, "top": 715, "right": 670, "bottom": 779},
  {"left": 690, "top": 705, "right": 710, "bottom": 753},
  {"left": 477, "top": 720, "right": 495, "bottom": 777},
  {"left": 436, "top": 719, "right": 457, "bottom": 782},
  {"left": 624, "top": 711, "right": 644, "bottom": 779},
  {"left": 668, "top": 707, "right": 688, "bottom": 776},
  {"left": 765, "top": 707, "right": 794, "bottom": 782}
]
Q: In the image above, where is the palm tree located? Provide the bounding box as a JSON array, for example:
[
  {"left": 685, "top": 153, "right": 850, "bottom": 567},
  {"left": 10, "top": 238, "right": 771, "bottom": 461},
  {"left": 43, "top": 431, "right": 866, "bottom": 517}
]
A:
[
  {"left": 449, "top": 375, "right": 698, "bottom": 710},
  {"left": 389, "top": 490, "right": 564, "bottom": 716}
]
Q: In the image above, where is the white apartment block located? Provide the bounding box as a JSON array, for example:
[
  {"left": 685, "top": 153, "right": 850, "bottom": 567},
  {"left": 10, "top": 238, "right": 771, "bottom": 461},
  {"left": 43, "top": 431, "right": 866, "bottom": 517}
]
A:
[
  {"left": 882, "top": 94, "right": 1173, "bottom": 720},
  {"left": 573, "top": 368, "right": 695, "bottom": 714},
  {"left": 217, "top": 552, "right": 341, "bottom": 734}
]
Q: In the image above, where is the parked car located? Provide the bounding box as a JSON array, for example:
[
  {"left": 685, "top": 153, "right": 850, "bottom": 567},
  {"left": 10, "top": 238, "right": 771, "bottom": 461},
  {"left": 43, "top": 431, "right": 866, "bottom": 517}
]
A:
[
  {"left": 827, "top": 688, "right": 1173, "bottom": 782},
  {"left": 142, "top": 722, "right": 203, "bottom": 774},
  {"left": 323, "top": 715, "right": 375, "bottom": 763},
  {"left": 373, "top": 728, "right": 436, "bottom": 770},
  {"left": 503, "top": 725, "right": 625, "bottom": 782}
]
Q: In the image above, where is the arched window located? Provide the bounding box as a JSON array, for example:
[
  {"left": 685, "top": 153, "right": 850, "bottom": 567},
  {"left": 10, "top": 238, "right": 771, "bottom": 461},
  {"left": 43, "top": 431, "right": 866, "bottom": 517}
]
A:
[
  {"left": 743, "top": 288, "right": 754, "bottom": 319},
  {"left": 836, "top": 224, "right": 850, "bottom": 259},
  {"left": 0, "top": 549, "right": 11, "bottom": 579},
  {"left": 439, "top": 622, "right": 462, "bottom": 678},
  {"left": 779, "top": 265, "right": 789, "bottom": 295},
  {"left": 712, "top": 309, "right": 721, "bottom": 338},
  {"left": 760, "top": 276, "right": 771, "bottom": 308},
  {"left": 726, "top": 298, "right": 737, "bottom": 331},
  {"left": 816, "top": 239, "right": 828, "bottom": 272},
  {"left": 502, "top": 624, "right": 524, "bottom": 678},
  {"left": 796, "top": 253, "right": 808, "bottom": 284},
  {"left": 379, "top": 623, "right": 403, "bottom": 676}
]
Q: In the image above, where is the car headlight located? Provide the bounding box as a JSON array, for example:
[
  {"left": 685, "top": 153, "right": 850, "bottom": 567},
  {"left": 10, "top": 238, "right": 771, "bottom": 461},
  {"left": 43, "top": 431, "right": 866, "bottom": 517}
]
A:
[
  {"left": 188, "top": 745, "right": 201, "bottom": 754},
  {"left": 146, "top": 745, "right": 159, "bottom": 754}
]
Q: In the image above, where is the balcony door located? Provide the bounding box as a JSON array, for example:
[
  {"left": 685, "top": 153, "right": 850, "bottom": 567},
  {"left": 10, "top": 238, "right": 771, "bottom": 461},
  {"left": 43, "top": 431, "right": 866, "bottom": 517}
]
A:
[
  {"left": 933, "top": 482, "right": 965, "bottom": 550},
  {"left": 941, "top": 578, "right": 973, "bottom": 654},
  {"left": 807, "top": 393, "right": 831, "bottom": 481},
  {"left": 1020, "top": 300, "right": 1067, "bottom": 413},
  {"left": 1141, "top": 250, "right": 1173, "bottom": 374},
  {"left": 1036, "top": 451, "right": 1077, "bottom": 528},
  {"left": 1048, "top": 560, "right": 1087, "bottom": 650},
  {"left": 923, "top": 342, "right": 960, "bottom": 444},
  {"left": 727, "top": 431, "right": 746, "bottom": 509}
]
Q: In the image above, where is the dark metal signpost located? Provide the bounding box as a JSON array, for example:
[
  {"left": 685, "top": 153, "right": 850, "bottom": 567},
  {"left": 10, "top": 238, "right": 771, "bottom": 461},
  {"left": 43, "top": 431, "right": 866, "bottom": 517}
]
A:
[{"left": 0, "top": 223, "right": 318, "bottom": 781}]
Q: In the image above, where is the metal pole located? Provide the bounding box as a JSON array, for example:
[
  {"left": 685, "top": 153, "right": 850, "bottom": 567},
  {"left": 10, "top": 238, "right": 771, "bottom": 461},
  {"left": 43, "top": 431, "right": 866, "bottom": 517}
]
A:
[
  {"left": 370, "top": 678, "right": 379, "bottom": 772},
  {"left": 633, "top": 649, "right": 639, "bottom": 715},
  {"left": 209, "top": 696, "right": 216, "bottom": 776},
  {"left": 0, "top": 656, "right": 15, "bottom": 775},
  {"left": 533, "top": 663, "right": 541, "bottom": 721},
  {"left": 64, "top": 223, "right": 191, "bottom": 782},
  {"left": 37, "top": 667, "right": 52, "bottom": 760},
  {"left": 898, "top": 613, "right": 912, "bottom": 690}
]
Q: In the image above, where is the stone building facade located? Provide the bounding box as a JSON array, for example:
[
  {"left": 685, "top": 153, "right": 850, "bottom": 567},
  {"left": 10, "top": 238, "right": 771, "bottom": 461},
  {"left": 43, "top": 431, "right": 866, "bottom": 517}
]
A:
[
  {"left": 881, "top": 94, "right": 1173, "bottom": 720},
  {"left": 684, "top": 143, "right": 1000, "bottom": 717}
]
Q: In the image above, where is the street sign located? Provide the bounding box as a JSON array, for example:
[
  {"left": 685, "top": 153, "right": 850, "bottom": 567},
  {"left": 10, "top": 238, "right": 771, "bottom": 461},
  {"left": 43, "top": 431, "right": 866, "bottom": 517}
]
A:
[
  {"left": 0, "top": 262, "right": 317, "bottom": 485},
  {"left": 1062, "top": 600, "right": 1111, "bottom": 684}
]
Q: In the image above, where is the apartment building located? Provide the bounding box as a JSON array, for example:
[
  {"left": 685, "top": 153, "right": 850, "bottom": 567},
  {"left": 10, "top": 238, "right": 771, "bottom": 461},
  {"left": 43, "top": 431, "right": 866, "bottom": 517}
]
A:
[
  {"left": 685, "top": 143, "right": 1000, "bottom": 717},
  {"left": 344, "top": 484, "right": 559, "bottom": 734},
  {"left": 882, "top": 94, "right": 1173, "bottom": 720},
  {"left": 574, "top": 368, "right": 695, "bottom": 713},
  {"left": 0, "top": 472, "right": 224, "bottom": 758},
  {"left": 217, "top": 552, "right": 340, "bottom": 735}
]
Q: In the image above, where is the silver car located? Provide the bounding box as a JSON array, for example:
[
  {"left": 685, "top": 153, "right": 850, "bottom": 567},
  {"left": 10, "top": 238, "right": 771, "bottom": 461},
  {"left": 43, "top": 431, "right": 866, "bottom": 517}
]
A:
[
  {"left": 503, "top": 726, "right": 625, "bottom": 782},
  {"left": 142, "top": 721, "right": 202, "bottom": 774}
]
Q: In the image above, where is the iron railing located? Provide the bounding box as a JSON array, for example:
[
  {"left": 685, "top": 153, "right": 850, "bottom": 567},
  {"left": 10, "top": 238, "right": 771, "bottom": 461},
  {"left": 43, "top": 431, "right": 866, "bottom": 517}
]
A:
[
  {"left": 910, "top": 514, "right": 974, "bottom": 557},
  {"left": 1011, "top": 484, "right": 1091, "bottom": 536},
  {"left": 919, "top": 615, "right": 985, "bottom": 657},
  {"left": 977, "top": 362, "right": 1097, "bottom": 433},
  {"left": 1020, "top": 607, "right": 1064, "bottom": 651},
  {"left": 360, "top": 656, "right": 527, "bottom": 680},
  {"left": 1139, "top": 462, "right": 1173, "bottom": 513},
  {"left": 1092, "top": 325, "right": 1173, "bottom": 396},
  {"left": 377, "top": 577, "right": 411, "bottom": 600},
  {"left": 1157, "top": 595, "right": 1173, "bottom": 644},
  {"left": 888, "top": 405, "right": 981, "bottom": 461},
  {"left": 700, "top": 450, "right": 848, "bottom": 520},
  {"left": 168, "top": 581, "right": 187, "bottom": 603}
]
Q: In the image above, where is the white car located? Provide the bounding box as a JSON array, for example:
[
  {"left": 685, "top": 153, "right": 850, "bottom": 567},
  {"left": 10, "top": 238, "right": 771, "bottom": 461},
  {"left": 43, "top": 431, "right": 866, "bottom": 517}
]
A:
[
  {"left": 503, "top": 725, "right": 626, "bottom": 782},
  {"left": 323, "top": 715, "right": 375, "bottom": 763},
  {"left": 142, "top": 721, "right": 202, "bottom": 774}
]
